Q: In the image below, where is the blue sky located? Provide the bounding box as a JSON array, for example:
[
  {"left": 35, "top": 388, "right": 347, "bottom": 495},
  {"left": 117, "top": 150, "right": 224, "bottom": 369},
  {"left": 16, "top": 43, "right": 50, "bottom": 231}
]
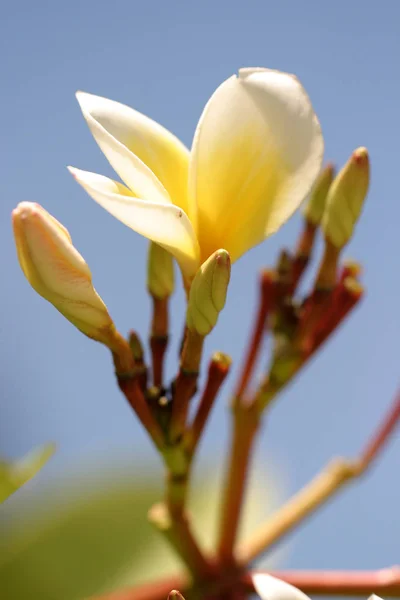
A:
[{"left": 1, "top": 0, "right": 399, "bottom": 577}]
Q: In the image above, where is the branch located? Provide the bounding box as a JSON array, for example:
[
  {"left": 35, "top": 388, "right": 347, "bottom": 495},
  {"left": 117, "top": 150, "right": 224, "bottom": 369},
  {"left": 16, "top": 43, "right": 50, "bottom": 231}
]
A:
[
  {"left": 170, "top": 330, "right": 204, "bottom": 443},
  {"left": 150, "top": 297, "right": 169, "bottom": 388},
  {"left": 217, "top": 403, "right": 261, "bottom": 566},
  {"left": 233, "top": 270, "right": 274, "bottom": 402},
  {"left": 185, "top": 352, "right": 231, "bottom": 456},
  {"left": 238, "top": 389, "right": 400, "bottom": 564},
  {"left": 243, "top": 567, "right": 400, "bottom": 597},
  {"left": 149, "top": 503, "right": 216, "bottom": 582}
]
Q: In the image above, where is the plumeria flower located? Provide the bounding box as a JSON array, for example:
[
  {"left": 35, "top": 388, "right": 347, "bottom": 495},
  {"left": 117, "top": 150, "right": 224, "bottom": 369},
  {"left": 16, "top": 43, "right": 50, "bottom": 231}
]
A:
[
  {"left": 69, "top": 67, "right": 324, "bottom": 283},
  {"left": 252, "top": 573, "right": 312, "bottom": 600}
]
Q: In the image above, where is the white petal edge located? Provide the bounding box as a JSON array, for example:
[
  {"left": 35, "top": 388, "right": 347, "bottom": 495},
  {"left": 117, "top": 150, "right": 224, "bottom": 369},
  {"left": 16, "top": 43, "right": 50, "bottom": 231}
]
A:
[
  {"left": 252, "top": 573, "right": 312, "bottom": 600},
  {"left": 68, "top": 167, "right": 200, "bottom": 277},
  {"left": 237, "top": 67, "right": 324, "bottom": 235},
  {"left": 76, "top": 92, "right": 171, "bottom": 206},
  {"left": 189, "top": 67, "right": 324, "bottom": 262}
]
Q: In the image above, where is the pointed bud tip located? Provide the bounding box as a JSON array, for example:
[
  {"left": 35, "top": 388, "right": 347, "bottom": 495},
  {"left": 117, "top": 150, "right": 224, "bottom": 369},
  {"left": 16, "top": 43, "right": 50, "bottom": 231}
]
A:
[
  {"left": 343, "top": 276, "right": 364, "bottom": 298},
  {"left": 352, "top": 146, "right": 369, "bottom": 166},
  {"left": 12, "top": 202, "right": 40, "bottom": 221},
  {"left": 212, "top": 351, "right": 232, "bottom": 370},
  {"left": 215, "top": 249, "right": 231, "bottom": 267}
]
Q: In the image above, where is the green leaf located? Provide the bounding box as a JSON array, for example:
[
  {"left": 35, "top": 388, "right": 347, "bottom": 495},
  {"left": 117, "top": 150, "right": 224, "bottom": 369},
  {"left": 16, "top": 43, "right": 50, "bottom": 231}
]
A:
[
  {"left": 0, "top": 458, "right": 282, "bottom": 600},
  {"left": 0, "top": 444, "right": 55, "bottom": 503}
]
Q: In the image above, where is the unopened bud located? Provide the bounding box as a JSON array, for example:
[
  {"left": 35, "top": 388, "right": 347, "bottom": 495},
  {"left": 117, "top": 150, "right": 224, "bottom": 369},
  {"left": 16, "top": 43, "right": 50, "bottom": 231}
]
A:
[
  {"left": 186, "top": 249, "right": 231, "bottom": 336},
  {"left": 12, "top": 202, "right": 116, "bottom": 345},
  {"left": 322, "top": 147, "right": 370, "bottom": 248},
  {"left": 147, "top": 242, "right": 175, "bottom": 299},
  {"left": 303, "top": 163, "right": 335, "bottom": 225}
]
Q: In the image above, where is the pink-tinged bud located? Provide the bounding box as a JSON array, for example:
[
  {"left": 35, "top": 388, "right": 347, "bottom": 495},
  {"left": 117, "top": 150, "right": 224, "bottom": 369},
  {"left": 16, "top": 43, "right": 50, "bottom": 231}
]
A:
[
  {"left": 322, "top": 147, "right": 370, "bottom": 248},
  {"left": 12, "top": 202, "right": 116, "bottom": 345}
]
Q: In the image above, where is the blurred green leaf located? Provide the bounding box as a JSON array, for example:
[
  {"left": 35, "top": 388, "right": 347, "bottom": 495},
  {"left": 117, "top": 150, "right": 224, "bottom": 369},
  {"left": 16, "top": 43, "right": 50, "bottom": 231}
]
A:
[
  {"left": 0, "top": 458, "right": 281, "bottom": 600},
  {"left": 0, "top": 444, "right": 55, "bottom": 503}
]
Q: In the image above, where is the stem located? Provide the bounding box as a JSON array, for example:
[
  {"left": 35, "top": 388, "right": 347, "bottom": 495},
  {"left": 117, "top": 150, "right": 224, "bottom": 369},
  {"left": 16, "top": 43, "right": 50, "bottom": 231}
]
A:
[
  {"left": 170, "top": 330, "right": 204, "bottom": 442},
  {"left": 243, "top": 567, "right": 400, "bottom": 597},
  {"left": 233, "top": 270, "right": 274, "bottom": 402},
  {"left": 128, "top": 330, "right": 148, "bottom": 392},
  {"left": 238, "top": 389, "right": 400, "bottom": 564},
  {"left": 217, "top": 404, "right": 261, "bottom": 566},
  {"left": 238, "top": 457, "right": 360, "bottom": 564},
  {"left": 291, "top": 220, "right": 317, "bottom": 292},
  {"left": 117, "top": 376, "right": 165, "bottom": 450},
  {"left": 149, "top": 502, "right": 215, "bottom": 582},
  {"left": 186, "top": 353, "right": 231, "bottom": 456},
  {"left": 150, "top": 297, "right": 169, "bottom": 388},
  {"left": 93, "top": 566, "right": 400, "bottom": 600}
]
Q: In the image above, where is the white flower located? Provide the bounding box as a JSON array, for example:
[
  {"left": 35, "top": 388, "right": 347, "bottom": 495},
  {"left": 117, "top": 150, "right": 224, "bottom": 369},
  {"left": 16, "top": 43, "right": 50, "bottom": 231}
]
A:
[{"left": 69, "top": 68, "right": 323, "bottom": 279}]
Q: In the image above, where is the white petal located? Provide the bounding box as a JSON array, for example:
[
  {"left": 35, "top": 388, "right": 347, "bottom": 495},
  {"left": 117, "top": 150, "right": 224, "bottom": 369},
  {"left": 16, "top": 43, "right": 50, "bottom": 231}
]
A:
[
  {"left": 189, "top": 67, "right": 324, "bottom": 263},
  {"left": 68, "top": 167, "right": 200, "bottom": 276},
  {"left": 76, "top": 92, "right": 190, "bottom": 214},
  {"left": 252, "top": 573, "right": 312, "bottom": 600}
]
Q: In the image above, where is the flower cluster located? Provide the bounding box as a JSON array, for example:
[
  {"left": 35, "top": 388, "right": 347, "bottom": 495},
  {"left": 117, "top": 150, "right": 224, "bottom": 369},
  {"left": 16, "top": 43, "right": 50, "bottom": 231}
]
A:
[{"left": 11, "top": 67, "right": 398, "bottom": 600}]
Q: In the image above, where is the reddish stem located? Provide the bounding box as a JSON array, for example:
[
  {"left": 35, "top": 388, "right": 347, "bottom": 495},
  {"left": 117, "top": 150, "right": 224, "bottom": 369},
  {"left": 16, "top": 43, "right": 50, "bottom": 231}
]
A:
[
  {"left": 291, "top": 220, "right": 317, "bottom": 292},
  {"left": 217, "top": 405, "right": 261, "bottom": 566},
  {"left": 93, "top": 565, "right": 400, "bottom": 600},
  {"left": 150, "top": 335, "right": 168, "bottom": 388},
  {"left": 117, "top": 376, "right": 165, "bottom": 449},
  {"left": 150, "top": 297, "right": 169, "bottom": 388},
  {"left": 186, "top": 354, "right": 231, "bottom": 455},
  {"left": 170, "top": 331, "right": 204, "bottom": 442},
  {"left": 243, "top": 567, "right": 400, "bottom": 597},
  {"left": 234, "top": 270, "right": 274, "bottom": 401},
  {"left": 360, "top": 390, "right": 400, "bottom": 470}
]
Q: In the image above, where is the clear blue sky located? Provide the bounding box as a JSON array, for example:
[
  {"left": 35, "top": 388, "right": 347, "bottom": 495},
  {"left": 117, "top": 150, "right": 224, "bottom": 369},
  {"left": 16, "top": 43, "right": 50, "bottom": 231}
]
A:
[{"left": 1, "top": 0, "right": 399, "bottom": 580}]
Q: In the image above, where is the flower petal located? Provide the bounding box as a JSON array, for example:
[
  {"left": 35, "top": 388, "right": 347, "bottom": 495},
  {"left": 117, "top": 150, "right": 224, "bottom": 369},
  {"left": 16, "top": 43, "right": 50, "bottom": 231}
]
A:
[
  {"left": 68, "top": 167, "right": 200, "bottom": 277},
  {"left": 189, "top": 67, "right": 324, "bottom": 263},
  {"left": 76, "top": 92, "right": 190, "bottom": 214},
  {"left": 252, "top": 573, "right": 312, "bottom": 600}
]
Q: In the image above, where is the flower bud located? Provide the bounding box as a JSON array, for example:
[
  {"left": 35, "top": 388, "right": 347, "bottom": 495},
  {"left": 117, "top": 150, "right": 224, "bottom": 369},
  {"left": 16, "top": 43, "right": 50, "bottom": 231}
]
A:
[
  {"left": 186, "top": 249, "right": 231, "bottom": 336},
  {"left": 12, "top": 202, "right": 116, "bottom": 345},
  {"left": 303, "top": 163, "right": 335, "bottom": 226},
  {"left": 322, "top": 147, "right": 370, "bottom": 248},
  {"left": 147, "top": 242, "right": 175, "bottom": 299}
]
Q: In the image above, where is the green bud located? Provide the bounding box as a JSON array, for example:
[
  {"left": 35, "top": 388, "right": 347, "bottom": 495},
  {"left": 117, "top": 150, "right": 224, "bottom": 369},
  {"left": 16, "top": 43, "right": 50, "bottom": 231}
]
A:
[
  {"left": 303, "top": 163, "right": 335, "bottom": 225},
  {"left": 186, "top": 249, "right": 231, "bottom": 336},
  {"left": 147, "top": 242, "right": 175, "bottom": 299},
  {"left": 322, "top": 147, "right": 370, "bottom": 248}
]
